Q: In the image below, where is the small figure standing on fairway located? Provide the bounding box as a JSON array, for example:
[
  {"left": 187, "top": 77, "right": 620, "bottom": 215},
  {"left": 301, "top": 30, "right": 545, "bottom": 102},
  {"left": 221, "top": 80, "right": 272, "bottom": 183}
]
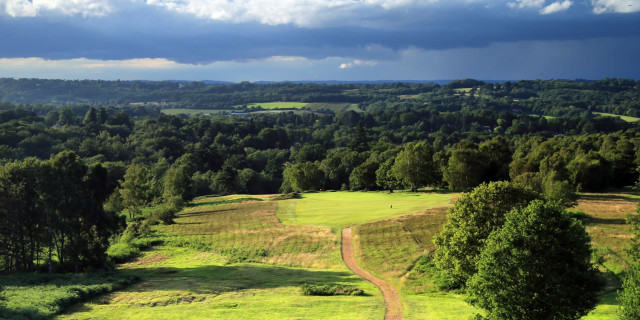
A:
[{"left": 390, "top": 205, "right": 393, "bottom": 209}]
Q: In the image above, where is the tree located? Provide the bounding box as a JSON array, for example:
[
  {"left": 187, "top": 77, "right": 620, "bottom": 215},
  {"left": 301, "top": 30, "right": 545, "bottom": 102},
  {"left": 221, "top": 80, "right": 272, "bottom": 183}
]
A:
[
  {"left": 442, "top": 140, "right": 489, "bottom": 190},
  {"left": 119, "top": 164, "right": 152, "bottom": 220},
  {"left": 83, "top": 108, "right": 97, "bottom": 126},
  {"left": 281, "top": 161, "right": 325, "bottom": 193},
  {"left": 467, "top": 200, "right": 601, "bottom": 320},
  {"left": 211, "top": 164, "right": 240, "bottom": 195},
  {"left": 349, "top": 155, "right": 380, "bottom": 191},
  {"left": 58, "top": 106, "right": 75, "bottom": 125},
  {"left": 433, "top": 181, "right": 539, "bottom": 287},
  {"left": 350, "top": 122, "right": 369, "bottom": 152},
  {"left": 391, "top": 141, "right": 437, "bottom": 191},
  {"left": 618, "top": 207, "right": 640, "bottom": 319},
  {"left": 163, "top": 164, "right": 193, "bottom": 205},
  {"left": 375, "top": 158, "right": 402, "bottom": 191}
]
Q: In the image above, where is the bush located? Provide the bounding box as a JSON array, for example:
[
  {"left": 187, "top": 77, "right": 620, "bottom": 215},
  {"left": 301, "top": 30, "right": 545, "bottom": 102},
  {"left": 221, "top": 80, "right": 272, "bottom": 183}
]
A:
[
  {"left": 106, "top": 242, "right": 140, "bottom": 263},
  {"left": 300, "top": 283, "right": 365, "bottom": 296}
]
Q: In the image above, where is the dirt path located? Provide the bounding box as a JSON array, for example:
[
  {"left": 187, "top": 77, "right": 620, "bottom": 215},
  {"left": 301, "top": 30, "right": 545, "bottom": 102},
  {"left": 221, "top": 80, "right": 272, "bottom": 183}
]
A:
[{"left": 341, "top": 227, "right": 402, "bottom": 320}]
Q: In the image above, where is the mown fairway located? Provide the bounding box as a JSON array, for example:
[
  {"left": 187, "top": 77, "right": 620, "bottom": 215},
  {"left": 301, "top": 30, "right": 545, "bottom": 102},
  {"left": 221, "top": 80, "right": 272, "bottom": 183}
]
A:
[{"left": 275, "top": 191, "right": 458, "bottom": 230}]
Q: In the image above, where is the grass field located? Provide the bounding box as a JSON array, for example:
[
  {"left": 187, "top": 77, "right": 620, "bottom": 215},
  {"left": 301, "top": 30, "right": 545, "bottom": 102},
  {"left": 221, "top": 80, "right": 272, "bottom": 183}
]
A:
[
  {"left": 161, "top": 109, "right": 233, "bottom": 116},
  {"left": 44, "top": 190, "right": 638, "bottom": 319},
  {"left": 245, "top": 102, "right": 308, "bottom": 109},
  {"left": 349, "top": 191, "right": 640, "bottom": 319},
  {"left": 275, "top": 191, "right": 459, "bottom": 230},
  {"left": 593, "top": 112, "right": 640, "bottom": 122},
  {"left": 56, "top": 196, "right": 384, "bottom": 319},
  {"left": 0, "top": 272, "right": 138, "bottom": 320}
]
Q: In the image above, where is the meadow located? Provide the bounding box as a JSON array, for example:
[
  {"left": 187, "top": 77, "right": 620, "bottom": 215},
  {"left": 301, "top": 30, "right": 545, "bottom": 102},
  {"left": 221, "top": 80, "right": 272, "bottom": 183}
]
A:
[
  {"left": 31, "top": 190, "right": 637, "bottom": 319},
  {"left": 350, "top": 191, "right": 639, "bottom": 319},
  {"left": 244, "top": 102, "right": 309, "bottom": 109},
  {"left": 56, "top": 195, "right": 384, "bottom": 319},
  {"left": 161, "top": 109, "right": 233, "bottom": 116},
  {"left": 593, "top": 112, "right": 640, "bottom": 122}
]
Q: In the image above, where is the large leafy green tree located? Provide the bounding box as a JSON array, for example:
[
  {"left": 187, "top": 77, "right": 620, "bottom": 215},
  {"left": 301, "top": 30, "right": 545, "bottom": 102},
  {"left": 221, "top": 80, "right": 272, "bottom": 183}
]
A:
[
  {"left": 281, "top": 161, "right": 325, "bottom": 193},
  {"left": 433, "top": 181, "right": 539, "bottom": 287},
  {"left": 467, "top": 200, "right": 601, "bottom": 320},
  {"left": 391, "top": 141, "right": 437, "bottom": 191},
  {"left": 442, "top": 140, "right": 489, "bottom": 190},
  {"left": 618, "top": 207, "right": 640, "bottom": 320},
  {"left": 119, "top": 164, "right": 152, "bottom": 219}
]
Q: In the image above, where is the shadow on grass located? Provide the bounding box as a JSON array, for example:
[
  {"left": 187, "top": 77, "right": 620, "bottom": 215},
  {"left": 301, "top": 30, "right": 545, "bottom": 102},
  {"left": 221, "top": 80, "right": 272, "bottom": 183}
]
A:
[
  {"left": 187, "top": 197, "right": 263, "bottom": 208},
  {"left": 584, "top": 217, "right": 628, "bottom": 225},
  {"left": 123, "top": 264, "right": 361, "bottom": 295},
  {"left": 178, "top": 208, "right": 235, "bottom": 217},
  {"left": 579, "top": 193, "right": 640, "bottom": 203}
]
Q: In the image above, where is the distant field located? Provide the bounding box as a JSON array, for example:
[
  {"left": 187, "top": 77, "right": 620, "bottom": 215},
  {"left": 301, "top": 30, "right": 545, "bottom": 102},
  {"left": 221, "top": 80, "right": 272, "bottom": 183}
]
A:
[
  {"left": 593, "top": 112, "right": 640, "bottom": 122},
  {"left": 245, "top": 102, "right": 308, "bottom": 109},
  {"left": 275, "top": 191, "right": 459, "bottom": 230},
  {"left": 161, "top": 109, "right": 232, "bottom": 116},
  {"left": 305, "top": 103, "right": 363, "bottom": 112}
]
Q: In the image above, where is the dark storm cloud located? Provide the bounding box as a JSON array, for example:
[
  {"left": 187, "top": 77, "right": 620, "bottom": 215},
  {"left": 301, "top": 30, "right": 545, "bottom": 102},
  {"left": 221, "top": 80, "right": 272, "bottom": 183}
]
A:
[{"left": 1, "top": 4, "right": 640, "bottom": 64}]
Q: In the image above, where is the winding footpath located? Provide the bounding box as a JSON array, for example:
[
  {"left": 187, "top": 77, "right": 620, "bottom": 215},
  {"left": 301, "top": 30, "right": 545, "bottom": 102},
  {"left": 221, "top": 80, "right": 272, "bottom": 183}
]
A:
[{"left": 341, "top": 227, "right": 403, "bottom": 320}]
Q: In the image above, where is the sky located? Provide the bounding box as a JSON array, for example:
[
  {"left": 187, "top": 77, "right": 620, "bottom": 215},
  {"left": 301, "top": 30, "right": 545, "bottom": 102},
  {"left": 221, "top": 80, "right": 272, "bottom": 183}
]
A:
[{"left": 0, "top": 0, "right": 639, "bottom": 82}]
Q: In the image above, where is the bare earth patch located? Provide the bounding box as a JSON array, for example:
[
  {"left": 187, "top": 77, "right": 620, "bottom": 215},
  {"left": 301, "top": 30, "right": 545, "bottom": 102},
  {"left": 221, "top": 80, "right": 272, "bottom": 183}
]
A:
[{"left": 342, "top": 227, "right": 402, "bottom": 320}]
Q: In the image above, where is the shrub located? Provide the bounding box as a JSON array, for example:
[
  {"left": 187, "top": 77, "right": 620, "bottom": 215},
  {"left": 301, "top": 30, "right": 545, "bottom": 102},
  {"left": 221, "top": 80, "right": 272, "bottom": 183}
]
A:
[
  {"left": 106, "top": 242, "right": 140, "bottom": 263},
  {"left": 300, "top": 283, "right": 365, "bottom": 296}
]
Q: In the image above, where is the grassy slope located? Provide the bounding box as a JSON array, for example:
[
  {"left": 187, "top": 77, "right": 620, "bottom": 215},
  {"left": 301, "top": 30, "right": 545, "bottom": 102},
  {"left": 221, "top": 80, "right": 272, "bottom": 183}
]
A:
[
  {"left": 351, "top": 191, "right": 640, "bottom": 319},
  {"left": 593, "top": 112, "right": 640, "bottom": 122},
  {"left": 0, "top": 273, "right": 138, "bottom": 320},
  {"left": 275, "top": 191, "right": 458, "bottom": 230},
  {"left": 56, "top": 191, "right": 635, "bottom": 319},
  {"left": 58, "top": 197, "right": 383, "bottom": 319}
]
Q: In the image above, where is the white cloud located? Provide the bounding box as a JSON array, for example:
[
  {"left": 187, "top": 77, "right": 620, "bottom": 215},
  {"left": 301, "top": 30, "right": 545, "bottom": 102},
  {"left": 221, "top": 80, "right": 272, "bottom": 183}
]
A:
[
  {"left": 592, "top": 0, "right": 640, "bottom": 13},
  {"left": 144, "top": 0, "right": 437, "bottom": 26},
  {"left": 540, "top": 0, "right": 572, "bottom": 13},
  {"left": 507, "top": 0, "right": 545, "bottom": 9},
  {"left": 339, "top": 59, "right": 378, "bottom": 69},
  {"left": 0, "top": 57, "right": 179, "bottom": 69},
  {"left": 1, "top": 0, "right": 113, "bottom": 17}
]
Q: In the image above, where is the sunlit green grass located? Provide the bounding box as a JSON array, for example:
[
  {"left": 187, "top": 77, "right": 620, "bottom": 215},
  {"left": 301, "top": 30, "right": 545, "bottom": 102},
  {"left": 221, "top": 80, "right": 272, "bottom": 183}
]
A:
[
  {"left": 349, "top": 191, "right": 639, "bottom": 319},
  {"left": 275, "top": 191, "right": 459, "bottom": 230},
  {"left": 160, "top": 108, "right": 231, "bottom": 116},
  {"left": 593, "top": 112, "right": 640, "bottom": 122},
  {"left": 0, "top": 272, "right": 138, "bottom": 320},
  {"left": 57, "top": 248, "right": 383, "bottom": 320},
  {"left": 57, "top": 196, "right": 384, "bottom": 319},
  {"left": 245, "top": 102, "right": 309, "bottom": 109}
]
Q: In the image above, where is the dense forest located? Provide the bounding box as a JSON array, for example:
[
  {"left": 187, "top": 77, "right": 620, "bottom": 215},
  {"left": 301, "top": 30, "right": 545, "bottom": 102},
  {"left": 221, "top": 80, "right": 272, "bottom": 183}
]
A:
[{"left": 1, "top": 77, "right": 640, "bottom": 273}]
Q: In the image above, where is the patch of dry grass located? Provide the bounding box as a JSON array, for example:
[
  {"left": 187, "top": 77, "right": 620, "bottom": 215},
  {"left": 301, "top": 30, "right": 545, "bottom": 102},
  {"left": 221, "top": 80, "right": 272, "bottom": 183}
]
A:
[
  {"left": 353, "top": 208, "right": 449, "bottom": 283},
  {"left": 156, "top": 200, "right": 342, "bottom": 269}
]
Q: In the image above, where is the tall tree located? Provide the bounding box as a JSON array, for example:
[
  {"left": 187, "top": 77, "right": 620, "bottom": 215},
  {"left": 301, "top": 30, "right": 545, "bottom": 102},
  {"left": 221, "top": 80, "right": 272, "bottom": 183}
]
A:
[
  {"left": 433, "top": 181, "right": 539, "bottom": 287},
  {"left": 281, "top": 161, "right": 325, "bottom": 193},
  {"left": 119, "top": 164, "right": 152, "bottom": 220},
  {"left": 467, "top": 200, "right": 601, "bottom": 320},
  {"left": 618, "top": 207, "right": 640, "bottom": 320},
  {"left": 391, "top": 141, "right": 437, "bottom": 191},
  {"left": 442, "top": 140, "right": 489, "bottom": 190}
]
